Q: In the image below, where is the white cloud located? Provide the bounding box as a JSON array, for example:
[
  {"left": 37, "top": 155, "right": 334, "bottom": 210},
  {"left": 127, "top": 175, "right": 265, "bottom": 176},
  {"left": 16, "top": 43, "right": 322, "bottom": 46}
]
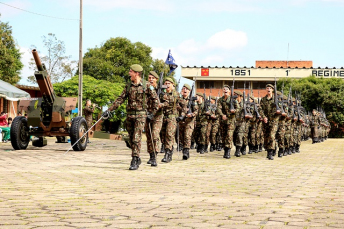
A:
[
  {"left": 207, "top": 29, "right": 248, "bottom": 50},
  {"left": 152, "top": 28, "right": 248, "bottom": 67},
  {"left": 84, "top": 0, "right": 174, "bottom": 11},
  {"left": 0, "top": 0, "right": 31, "bottom": 18}
]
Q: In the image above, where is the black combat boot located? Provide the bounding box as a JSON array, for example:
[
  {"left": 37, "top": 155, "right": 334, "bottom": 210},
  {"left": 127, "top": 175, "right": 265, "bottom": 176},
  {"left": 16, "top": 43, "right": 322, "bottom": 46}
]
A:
[
  {"left": 177, "top": 144, "right": 183, "bottom": 152},
  {"left": 160, "top": 144, "right": 165, "bottom": 154},
  {"left": 254, "top": 145, "right": 259, "bottom": 153},
  {"left": 248, "top": 145, "right": 253, "bottom": 154},
  {"left": 241, "top": 145, "right": 247, "bottom": 155},
  {"left": 161, "top": 149, "right": 172, "bottom": 163},
  {"left": 283, "top": 148, "right": 288, "bottom": 156},
  {"left": 272, "top": 149, "right": 276, "bottom": 157},
  {"left": 129, "top": 156, "right": 141, "bottom": 170},
  {"left": 199, "top": 145, "right": 205, "bottom": 154},
  {"left": 190, "top": 142, "right": 195, "bottom": 149},
  {"left": 278, "top": 148, "right": 283, "bottom": 157},
  {"left": 182, "top": 148, "right": 190, "bottom": 160},
  {"left": 258, "top": 144, "right": 263, "bottom": 152},
  {"left": 267, "top": 150, "right": 274, "bottom": 160},
  {"left": 204, "top": 144, "right": 209, "bottom": 153},
  {"left": 147, "top": 153, "right": 157, "bottom": 167},
  {"left": 210, "top": 144, "right": 215, "bottom": 152},
  {"left": 223, "top": 147, "right": 231, "bottom": 159},
  {"left": 217, "top": 143, "right": 223, "bottom": 151},
  {"left": 288, "top": 147, "right": 292, "bottom": 155},
  {"left": 295, "top": 144, "right": 300, "bottom": 153},
  {"left": 235, "top": 146, "right": 241, "bottom": 157},
  {"left": 196, "top": 144, "right": 201, "bottom": 153},
  {"left": 292, "top": 146, "right": 296, "bottom": 154}
]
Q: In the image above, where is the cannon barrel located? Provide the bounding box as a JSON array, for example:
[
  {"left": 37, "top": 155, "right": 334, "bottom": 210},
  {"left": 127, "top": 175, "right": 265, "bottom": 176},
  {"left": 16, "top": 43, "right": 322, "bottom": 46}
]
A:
[{"left": 32, "top": 49, "right": 44, "bottom": 71}]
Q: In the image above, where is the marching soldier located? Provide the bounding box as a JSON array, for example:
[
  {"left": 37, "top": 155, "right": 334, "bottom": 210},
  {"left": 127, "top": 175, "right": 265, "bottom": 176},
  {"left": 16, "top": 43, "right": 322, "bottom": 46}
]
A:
[
  {"left": 107, "top": 64, "right": 159, "bottom": 170},
  {"left": 208, "top": 96, "right": 219, "bottom": 152},
  {"left": 159, "top": 77, "right": 185, "bottom": 163},
  {"left": 194, "top": 92, "right": 210, "bottom": 154},
  {"left": 179, "top": 84, "right": 198, "bottom": 160},
  {"left": 216, "top": 85, "right": 238, "bottom": 159},
  {"left": 145, "top": 71, "right": 163, "bottom": 167},
  {"left": 83, "top": 99, "right": 95, "bottom": 143}
]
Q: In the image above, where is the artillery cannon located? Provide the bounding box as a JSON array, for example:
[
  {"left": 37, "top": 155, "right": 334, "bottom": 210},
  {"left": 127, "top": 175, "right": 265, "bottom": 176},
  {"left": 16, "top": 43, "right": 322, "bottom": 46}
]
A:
[{"left": 10, "top": 49, "right": 88, "bottom": 151}]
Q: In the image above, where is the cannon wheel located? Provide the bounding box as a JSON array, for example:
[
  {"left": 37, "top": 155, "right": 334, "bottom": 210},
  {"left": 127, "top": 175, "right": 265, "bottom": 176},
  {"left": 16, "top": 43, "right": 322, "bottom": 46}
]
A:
[
  {"left": 70, "top": 116, "right": 88, "bottom": 151},
  {"left": 10, "top": 116, "right": 30, "bottom": 150}
]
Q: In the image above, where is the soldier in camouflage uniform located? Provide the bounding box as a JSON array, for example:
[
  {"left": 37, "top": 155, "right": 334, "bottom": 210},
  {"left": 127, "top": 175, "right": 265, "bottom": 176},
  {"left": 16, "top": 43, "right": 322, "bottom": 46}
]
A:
[
  {"left": 259, "top": 84, "right": 280, "bottom": 160},
  {"left": 195, "top": 92, "right": 210, "bottom": 154},
  {"left": 208, "top": 96, "right": 220, "bottom": 152},
  {"left": 248, "top": 97, "right": 260, "bottom": 154},
  {"left": 83, "top": 99, "right": 95, "bottom": 143},
  {"left": 276, "top": 93, "right": 287, "bottom": 157},
  {"left": 159, "top": 77, "right": 185, "bottom": 163},
  {"left": 233, "top": 90, "right": 246, "bottom": 157},
  {"left": 310, "top": 109, "right": 320, "bottom": 144},
  {"left": 145, "top": 71, "right": 163, "bottom": 167},
  {"left": 179, "top": 83, "right": 198, "bottom": 160},
  {"left": 107, "top": 64, "right": 159, "bottom": 170},
  {"left": 216, "top": 85, "right": 238, "bottom": 159}
]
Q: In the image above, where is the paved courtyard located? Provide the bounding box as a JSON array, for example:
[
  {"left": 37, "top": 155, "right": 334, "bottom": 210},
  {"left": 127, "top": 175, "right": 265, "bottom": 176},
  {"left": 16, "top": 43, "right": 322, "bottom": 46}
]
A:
[{"left": 0, "top": 137, "right": 343, "bottom": 229}]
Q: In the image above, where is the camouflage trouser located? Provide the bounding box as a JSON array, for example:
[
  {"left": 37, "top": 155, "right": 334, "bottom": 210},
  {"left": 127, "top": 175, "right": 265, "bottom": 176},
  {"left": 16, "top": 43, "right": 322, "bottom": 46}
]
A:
[
  {"left": 234, "top": 121, "right": 246, "bottom": 147},
  {"left": 161, "top": 115, "right": 177, "bottom": 151},
  {"left": 126, "top": 115, "right": 146, "bottom": 157},
  {"left": 210, "top": 121, "right": 219, "bottom": 144},
  {"left": 194, "top": 123, "right": 201, "bottom": 145},
  {"left": 263, "top": 120, "right": 279, "bottom": 150},
  {"left": 145, "top": 114, "right": 163, "bottom": 154},
  {"left": 205, "top": 122, "right": 212, "bottom": 145},
  {"left": 198, "top": 122, "right": 209, "bottom": 145},
  {"left": 296, "top": 124, "right": 302, "bottom": 144},
  {"left": 284, "top": 132, "right": 291, "bottom": 148},
  {"left": 222, "top": 121, "right": 236, "bottom": 149},
  {"left": 179, "top": 118, "right": 195, "bottom": 149},
  {"left": 216, "top": 124, "right": 223, "bottom": 144},
  {"left": 249, "top": 122, "right": 257, "bottom": 146},
  {"left": 277, "top": 124, "right": 286, "bottom": 149},
  {"left": 243, "top": 120, "right": 249, "bottom": 146},
  {"left": 256, "top": 121, "right": 263, "bottom": 145}
]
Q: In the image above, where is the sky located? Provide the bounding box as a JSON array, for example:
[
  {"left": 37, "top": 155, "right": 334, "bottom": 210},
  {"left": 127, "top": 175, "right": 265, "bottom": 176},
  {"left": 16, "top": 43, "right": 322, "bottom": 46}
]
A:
[{"left": 1, "top": 0, "right": 344, "bottom": 88}]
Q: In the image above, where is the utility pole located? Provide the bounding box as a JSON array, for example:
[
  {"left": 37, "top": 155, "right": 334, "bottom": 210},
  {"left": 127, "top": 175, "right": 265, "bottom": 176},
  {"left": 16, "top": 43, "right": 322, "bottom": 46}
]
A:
[{"left": 78, "top": 0, "right": 83, "bottom": 116}]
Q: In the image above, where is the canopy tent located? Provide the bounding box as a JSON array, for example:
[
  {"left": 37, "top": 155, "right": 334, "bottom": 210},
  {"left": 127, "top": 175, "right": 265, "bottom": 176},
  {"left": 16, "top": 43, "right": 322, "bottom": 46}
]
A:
[
  {"left": 0, "top": 79, "right": 30, "bottom": 101},
  {"left": 0, "top": 79, "right": 31, "bottom": 117}
]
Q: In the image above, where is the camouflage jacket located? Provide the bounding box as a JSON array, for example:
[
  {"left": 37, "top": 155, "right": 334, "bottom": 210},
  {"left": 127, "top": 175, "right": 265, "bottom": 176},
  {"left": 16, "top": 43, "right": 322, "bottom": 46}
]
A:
[
  {"left": 83, "top": 106, "right": 94, "bottom": 124},
  {"left": 109, "top": 80, "right": 158, "bottom": 115},
  {"left": 259, "top": 95, "right": 280, "bottom": 122},
  {"left": 180, "top": 95, "right": 198, "bottom": 121},
  {"left": 196, "top": 101, "right": 210, "bottom": 125},
  {"left": 160, "top": 89, "right": 185, "bottom": 117},
  {"left": 216, "top": 96, "right": 238, "bottom": 124}
]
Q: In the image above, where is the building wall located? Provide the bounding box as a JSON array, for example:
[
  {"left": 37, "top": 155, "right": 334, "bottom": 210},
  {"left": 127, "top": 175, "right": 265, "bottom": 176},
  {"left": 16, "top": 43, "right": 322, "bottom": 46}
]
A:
[{"left": 256, "top": 60, "right": 313, "bottom": 68}]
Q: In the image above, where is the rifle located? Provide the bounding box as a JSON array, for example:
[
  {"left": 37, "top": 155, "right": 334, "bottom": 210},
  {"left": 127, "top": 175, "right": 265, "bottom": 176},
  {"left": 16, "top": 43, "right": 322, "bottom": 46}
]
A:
[
  {"left": 203, "top": 84, "right": 210, "bottom": 112},
  {"left": 280, "top": 81, "right": 287, "bottom": 116},
  {"left": 176, "top": 76, "right": 181, "bottom": 92},
  {"left": 243, "top": 82, "right": 252, "bottom": 119},
  {"left": 230, "top": 77, "right": 236, "bottom": 113},
  {"left": 274, "top": 77, "right": 281, "bottom": 114},
  {"left": 250, "top": 85, "right": 260, "bottom": 120},
  {"left": 295, "top": 92, "right": 304, "bottom": 123},
  {"left": 157, "top": 72, "right": 167, "bottom": 99}
]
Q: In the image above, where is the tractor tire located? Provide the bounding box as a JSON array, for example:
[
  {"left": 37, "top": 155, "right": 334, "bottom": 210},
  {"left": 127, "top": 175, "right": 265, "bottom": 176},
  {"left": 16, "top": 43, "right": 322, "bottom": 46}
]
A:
[
  {"left": 70, "top": 116, "right": 88, "bottom": 151},
  {"left": 10, "top": 116, "right": 30, "bottom": 150}
]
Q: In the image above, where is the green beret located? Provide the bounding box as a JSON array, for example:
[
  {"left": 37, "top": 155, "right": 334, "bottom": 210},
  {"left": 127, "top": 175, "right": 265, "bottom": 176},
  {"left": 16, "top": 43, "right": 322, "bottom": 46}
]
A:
[
  {"left": 234, "top": 90, "right": 243, "bottom": 96},
  {"left": 223, "top": 84, "right": 230, "bottom": 89},
  {"left": 210, "top": 96, "right": 216, "bottom": 100},
  {"left": 196, "top": 92, "right": 203, "bottom": 97},
  {"left": 292, "top": 98, "right": 296, "bottom": 102},
  {"left": 266, "top": 84, "right": 274, "bottom": 89},
  {"left": 165, "top": 77, "right": 174, "bottom": 85},
  {"left": 183, "top": 83, "right": 191, "bottom": 90},
  {"left": 149, "top": 71, "right": 159, "bottom": 79},
  {"left": 283, "top": 95, "right": 288, "bottom": 100},
  {"left": 276, "top": 91, "right": 282, "bottom": 95},
  {"left": 130, "top": 64, "right": 143, "bottom": 72}
]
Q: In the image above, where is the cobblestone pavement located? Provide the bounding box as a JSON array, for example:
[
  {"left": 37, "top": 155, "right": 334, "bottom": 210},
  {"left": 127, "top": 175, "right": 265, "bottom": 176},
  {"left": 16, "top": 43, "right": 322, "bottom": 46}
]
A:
[{"left": 0, "top": 138, "right": 343, "bottom": 229}]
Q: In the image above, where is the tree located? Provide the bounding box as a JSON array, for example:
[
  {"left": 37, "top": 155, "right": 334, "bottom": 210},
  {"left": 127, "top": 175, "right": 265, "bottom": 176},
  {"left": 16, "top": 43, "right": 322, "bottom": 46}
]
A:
[
  {"left": 278, "top": 76, "right": 344, "bottom": 137},
  {"left": 0, "top": 16, "right": 23, "bottom": 84},
  {"left": 28, "top": 33, "right": 77, "bottom": 84},
  {"left": 82, "top": 37, "right": 155, "bottom": 83},
  {"left": 53, "top": 75, "right": 126, "bottom": 124}
]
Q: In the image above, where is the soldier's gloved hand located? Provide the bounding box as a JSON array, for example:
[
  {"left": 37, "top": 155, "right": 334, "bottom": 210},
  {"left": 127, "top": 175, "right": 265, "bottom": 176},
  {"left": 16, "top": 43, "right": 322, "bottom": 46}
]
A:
[
  {"left": 102, "top": 110, "right": 112, "bottom": 119},
  {"left": 147, "top": 112, "right": 154, "bottom": 121}
]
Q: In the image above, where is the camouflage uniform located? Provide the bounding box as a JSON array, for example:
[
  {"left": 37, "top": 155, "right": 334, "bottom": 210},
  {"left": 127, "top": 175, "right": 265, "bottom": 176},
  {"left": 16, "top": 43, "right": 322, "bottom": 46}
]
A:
[
  {"left": 109, "top": 80, "right": 158, "bottom": 158},
  {"left": 145, "top": 85, "right": 163, "bottom": 155},
  {"left": 83, "top": 105, "right": 94, "bottom": 129},
  {"left": 160, "top": 89, "right": 185, "bottom": 162},
  {"left": 310, "top": 112, "right": 320, "bottom": 143},
  {"left": 234, "top": 101, "right": 248, "bottom": 156},
  {"left": 179, "top": 95, "right": 198, "bottom": 155},
  {"left": 259, "top": 94, "right": 280, "bottom": 159},
  {"left": 216, "top": 96, "right": 238, "bottom": 158},
  {"left": 195, "top": 101, "right": 210, "bottom": 154}
]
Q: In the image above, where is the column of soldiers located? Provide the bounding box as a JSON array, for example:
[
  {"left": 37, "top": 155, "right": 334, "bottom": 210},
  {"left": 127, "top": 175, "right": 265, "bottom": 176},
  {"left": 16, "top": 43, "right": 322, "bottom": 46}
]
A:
[{"left": 106, "top": 67, "right": 330, "bottom": 170}]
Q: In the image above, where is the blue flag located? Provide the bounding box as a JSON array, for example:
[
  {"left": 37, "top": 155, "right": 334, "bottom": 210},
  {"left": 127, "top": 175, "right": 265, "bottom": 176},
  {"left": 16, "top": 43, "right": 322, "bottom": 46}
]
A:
[{"left": 165, "top": 49, "right": 178, "bottom": 75}]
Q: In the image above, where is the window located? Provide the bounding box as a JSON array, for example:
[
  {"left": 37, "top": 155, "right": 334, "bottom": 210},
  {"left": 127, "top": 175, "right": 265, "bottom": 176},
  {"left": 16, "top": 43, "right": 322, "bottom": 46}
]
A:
[{"left": 199, "top": 81, "right": 214, "bottom": 89}]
